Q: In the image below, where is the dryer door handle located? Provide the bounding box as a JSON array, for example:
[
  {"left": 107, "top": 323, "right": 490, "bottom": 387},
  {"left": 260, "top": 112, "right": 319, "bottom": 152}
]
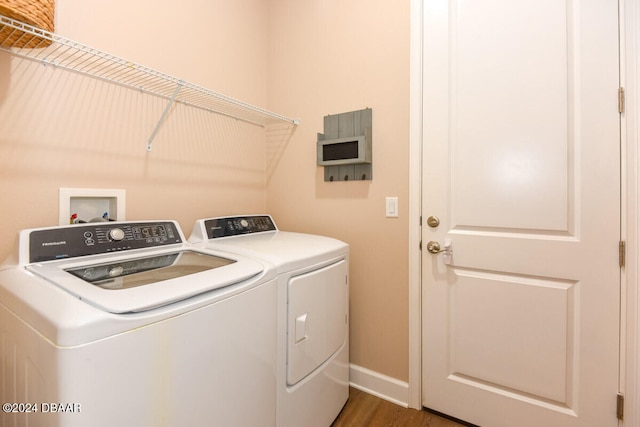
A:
[{"left": 295, "top": 313, "right": 309, "bottom": 344}]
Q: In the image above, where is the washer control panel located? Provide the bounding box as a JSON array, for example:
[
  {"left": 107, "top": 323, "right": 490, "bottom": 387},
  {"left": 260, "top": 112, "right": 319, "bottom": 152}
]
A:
[
  {"left": 28, "top": 221, "right": 183, "bottom": 263},
  {"left": 204, "top": 215, "right": 277, "bottom": 239}
]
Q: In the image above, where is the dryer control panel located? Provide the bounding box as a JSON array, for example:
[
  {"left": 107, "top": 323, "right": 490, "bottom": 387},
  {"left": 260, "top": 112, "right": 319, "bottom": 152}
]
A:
[
  {"left": 28, "top": 221, "right": 183, "bottom": 263},
  {"left": 204, "top": 215, "right": 277, "bottom": 239}
]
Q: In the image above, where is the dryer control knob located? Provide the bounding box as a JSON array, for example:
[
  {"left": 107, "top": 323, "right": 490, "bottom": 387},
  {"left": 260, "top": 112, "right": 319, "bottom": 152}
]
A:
[
  {"left": 240, "top": 219, "right": 249, "bottom": 228},
  {"left": 109, "top": 228, "right": 125, "bottom": 241}
]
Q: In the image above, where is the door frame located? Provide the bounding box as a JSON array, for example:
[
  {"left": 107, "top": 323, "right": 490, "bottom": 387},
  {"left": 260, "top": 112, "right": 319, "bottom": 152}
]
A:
[{"left": 407, "top": 1, "right": 640, "bottom": 425}]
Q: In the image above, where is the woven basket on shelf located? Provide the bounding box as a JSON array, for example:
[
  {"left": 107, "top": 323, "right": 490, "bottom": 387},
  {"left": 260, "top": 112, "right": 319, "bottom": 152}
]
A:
[{"left": 0, "top": 0, "right": 54, "bottom": 48}]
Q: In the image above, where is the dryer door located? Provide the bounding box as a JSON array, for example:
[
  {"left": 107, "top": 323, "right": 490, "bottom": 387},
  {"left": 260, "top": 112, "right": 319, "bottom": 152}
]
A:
[{"left": 287, "top": 259, "right": 348, "bottom": 385}]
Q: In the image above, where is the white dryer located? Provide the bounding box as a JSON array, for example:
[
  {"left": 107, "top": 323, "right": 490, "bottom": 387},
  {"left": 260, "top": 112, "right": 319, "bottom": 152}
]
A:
[
  {"left": 189, "top": 215, "right": 349, "bottom": 427},
  {"left": 0, "top": 220, "right": 278, "bottom": 426}
]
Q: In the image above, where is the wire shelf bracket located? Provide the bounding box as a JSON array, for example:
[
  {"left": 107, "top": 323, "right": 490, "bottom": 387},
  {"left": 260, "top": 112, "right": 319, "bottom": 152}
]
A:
[
  {"left": 0, "top": 14, "right": 300, "bottom": 151},
  {"left": 147, "top": 81, "right": 182, "bottom": 151}
]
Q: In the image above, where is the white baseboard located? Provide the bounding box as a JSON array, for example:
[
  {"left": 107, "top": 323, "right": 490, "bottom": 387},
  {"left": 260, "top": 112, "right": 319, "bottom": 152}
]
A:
[{"left": 349, "top": 364, "right": 410, "bottom": 408}]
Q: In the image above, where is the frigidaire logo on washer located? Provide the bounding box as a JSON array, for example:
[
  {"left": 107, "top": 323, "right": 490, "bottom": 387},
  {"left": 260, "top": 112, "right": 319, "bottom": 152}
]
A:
[{"left": 42, "top": 241, "right": 66, "bottom": 246}]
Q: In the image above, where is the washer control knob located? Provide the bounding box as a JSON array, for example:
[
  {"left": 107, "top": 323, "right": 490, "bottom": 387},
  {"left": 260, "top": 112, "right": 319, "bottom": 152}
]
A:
[
  {"left": 109, "top": 228, "right": 125, "bottom": 241},
  {"left": 240, "top": 219, "right": 249, "bottom": 228}
]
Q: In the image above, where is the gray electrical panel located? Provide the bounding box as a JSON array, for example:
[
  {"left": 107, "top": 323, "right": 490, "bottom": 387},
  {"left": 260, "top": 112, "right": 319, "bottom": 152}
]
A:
[{"left": 317, "top": 108, "right": 372, "bottom": 181}]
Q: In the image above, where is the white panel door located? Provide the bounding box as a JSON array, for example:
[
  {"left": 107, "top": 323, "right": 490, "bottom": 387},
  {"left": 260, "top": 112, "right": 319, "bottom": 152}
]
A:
[{"left": 421, "top": 1, "right": 621, "bottom": 426}]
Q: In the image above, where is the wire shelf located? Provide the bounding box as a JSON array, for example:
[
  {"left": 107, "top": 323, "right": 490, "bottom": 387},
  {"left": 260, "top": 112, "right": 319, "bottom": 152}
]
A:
[{"left": 0, "top": 14, "right": 299, "bottom": 150}]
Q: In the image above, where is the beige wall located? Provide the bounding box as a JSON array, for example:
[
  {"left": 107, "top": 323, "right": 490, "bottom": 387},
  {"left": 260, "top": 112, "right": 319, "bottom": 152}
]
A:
[
  {"left": 266, "top": 1, "right": 411, "bottom": 381},
  {"left": 0, "top": 0, "right": 270, "bottom": 260},
  {"left": 0, "top": 0, "right": 411, "bottom": 383}
]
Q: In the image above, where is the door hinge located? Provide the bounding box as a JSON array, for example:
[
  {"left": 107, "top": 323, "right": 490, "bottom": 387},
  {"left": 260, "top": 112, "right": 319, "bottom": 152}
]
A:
[
  {"left": 617, "top": 393, "right": 624, "bottom": 420},
  {"left": 619, "top": 241, "right": 626, "bottom": 267},
  {"left": 619, "top": 87, "right": 625, "bottom": 113}
]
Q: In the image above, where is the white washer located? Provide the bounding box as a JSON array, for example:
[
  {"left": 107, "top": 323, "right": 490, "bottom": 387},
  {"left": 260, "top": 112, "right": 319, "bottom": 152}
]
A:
[
  {"left": 0, "top": 220, "right": 278, "bottom": 426},
  {"left": 189, "top": 215, "right": 349, "bottom": 427}
]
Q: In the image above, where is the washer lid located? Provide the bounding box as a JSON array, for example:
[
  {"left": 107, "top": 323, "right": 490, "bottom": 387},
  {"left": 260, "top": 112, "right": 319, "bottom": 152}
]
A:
[{"left": 26, "top": 249, "right": 264, "bottom": 313}]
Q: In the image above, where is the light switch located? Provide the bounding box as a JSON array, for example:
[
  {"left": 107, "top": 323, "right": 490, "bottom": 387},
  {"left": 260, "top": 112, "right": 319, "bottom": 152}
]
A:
[{"left": 386, "top": 197, "right": 399, "bottom": 218}]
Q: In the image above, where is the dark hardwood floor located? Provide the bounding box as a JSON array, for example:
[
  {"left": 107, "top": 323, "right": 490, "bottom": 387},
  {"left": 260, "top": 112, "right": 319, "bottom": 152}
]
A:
[{"left": 331, "top": 387, "right": 469, "bottom": 427}]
